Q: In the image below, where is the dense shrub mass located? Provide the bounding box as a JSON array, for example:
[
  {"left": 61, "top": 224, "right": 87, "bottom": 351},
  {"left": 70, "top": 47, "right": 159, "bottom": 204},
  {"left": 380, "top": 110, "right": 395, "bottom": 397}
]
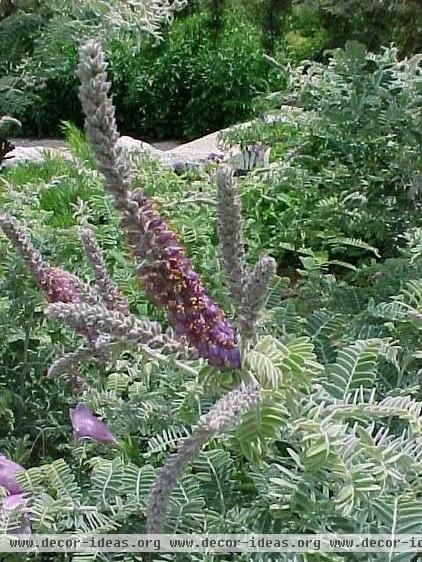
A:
[
  {"left": 0, "top": 32, "right": 421, "bottom": 562},
  {"left": 221, "top": 42, "right": 422, "bottom": 265},
  {"left": 1, "top": 0, "right": 420, "bottom": 138},
  {"left": 0, "top": 2, "right": 279, "bottom": 137},
  {"left": 110, "top": 12, "right": 275, "bottom": 138}
]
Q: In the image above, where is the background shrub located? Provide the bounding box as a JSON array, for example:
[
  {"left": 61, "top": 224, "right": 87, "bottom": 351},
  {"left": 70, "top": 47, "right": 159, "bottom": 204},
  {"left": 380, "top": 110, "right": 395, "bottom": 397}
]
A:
[
  {"left": 115, "top": 12, "right": 277, "bottom": 139},
  {"left": 0, "top": 4, "right": 279, "bottom": 138},
  {"left": 3, "top": 1, "right": 419, "bottom": 139},
  {"left": 221, "top": 42, "right": 422, "bottom": 267}
]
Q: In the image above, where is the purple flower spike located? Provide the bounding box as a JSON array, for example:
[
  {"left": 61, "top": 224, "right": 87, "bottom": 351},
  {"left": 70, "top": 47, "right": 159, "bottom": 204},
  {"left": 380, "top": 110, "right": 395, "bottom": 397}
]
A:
[
  {"left": 0, "top": 455, "right": 25, "bottom": 495},
  {"left": 41, "top": 267, "right": 82, "bottom": 304},
  {"left": 0, "top": 214, "right": 82, "bottom": 305},
  {"left": 77, "top": 42, "right": 241, "bottom": 372},
  {"left": 129, "top": 193, "right": 241, "bottom": 370},
  {"left": 70, "top": 403, "right": 118, "bottom": 444}
]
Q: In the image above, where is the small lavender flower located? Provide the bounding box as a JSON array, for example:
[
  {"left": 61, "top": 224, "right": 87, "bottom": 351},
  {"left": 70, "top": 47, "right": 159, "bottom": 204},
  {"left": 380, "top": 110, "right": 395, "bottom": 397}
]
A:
[
  {"left": 207, "top": 152, "right": 224, "bottom": 163},
  {"left": 2, "top": 494, "right": 27, "bottom": 511},
  {"left": 77, "top": 41, "right": 240, "bottom": 370},
  {"left": 247, "top": 143, "right": 270, "bottom": 167},
  {"left": 69, "top": 403, "right": 118, "bottom": 443},
  {"left": 0, "top": 455, "right": 25, "bottom": 495},
  {"left": 147, "top": 381, "right": 261, "bottom": 533},
  {"left": 172, "top": 160, "right": 187, "bottom": 175}
]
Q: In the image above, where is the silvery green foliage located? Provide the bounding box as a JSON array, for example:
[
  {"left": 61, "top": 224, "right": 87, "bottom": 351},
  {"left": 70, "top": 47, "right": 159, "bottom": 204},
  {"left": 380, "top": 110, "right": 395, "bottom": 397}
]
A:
[
  {"left": 147, "top": 381, "right": 261, "bottom": 533},
  {"left": 239, "top": 255, "right": 277, "bottom": 341},
  {"left": 100, "top": 0, "right": 187, "bottom": 43},
  {"left": 1, "top": 199, "right": 421, "bottom": 552},
  {"left": 4, "top": 323, "right": 420, "bottom": 553},
  {"left": 218, "top": 44, "right": 421, "bottom": 264},
  {"left": 146, "top": 426, "right": 213, "bottom": 535},
  {"left": 13, "top": 0, "right": 185, "bottom": 45},
  {"left": 215, "top": 166, "right": 276, "bottom": 341},
  {"left": 216, "top": 165, "right": 247, "bottom": 308}
]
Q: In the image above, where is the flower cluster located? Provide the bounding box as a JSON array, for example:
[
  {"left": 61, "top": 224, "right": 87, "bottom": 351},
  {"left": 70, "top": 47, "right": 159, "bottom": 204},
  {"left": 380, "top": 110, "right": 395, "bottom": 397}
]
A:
[
  {"left": 147, "top": 381, "right": 261, "bottom": 533},
  {"left": 0, "top": 214, "right": 82, "bottom": 304},
  {"left": 130, "top": 192, "right": 241, "bottom": 369},
  {"left": 77, "top": 40, "right": 241, "bottom": 370}
]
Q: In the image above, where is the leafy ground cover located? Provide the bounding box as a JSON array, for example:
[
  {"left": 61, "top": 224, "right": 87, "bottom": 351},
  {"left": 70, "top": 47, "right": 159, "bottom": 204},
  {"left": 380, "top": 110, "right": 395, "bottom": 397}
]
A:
[{"left": 0, "top": 38, "right": 421, "bottom": 562}]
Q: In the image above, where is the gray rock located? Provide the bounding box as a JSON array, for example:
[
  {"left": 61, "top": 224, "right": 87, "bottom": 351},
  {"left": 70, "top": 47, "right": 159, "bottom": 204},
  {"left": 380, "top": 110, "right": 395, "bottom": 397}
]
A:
[
  {"left": 3, "top": 136, "right": 160, "bottom": 168},
  {"left": 117, "top": 136, "right": 162, "bottom": 155},
  {"left": 3, "top": 146, "right": 49, "bottom": 167},
  {"left": 167, "top": 131, "right": 220, "bottom": 161},
  {"left": 4, "top": 128, "right": 273, "bottom": 173}
]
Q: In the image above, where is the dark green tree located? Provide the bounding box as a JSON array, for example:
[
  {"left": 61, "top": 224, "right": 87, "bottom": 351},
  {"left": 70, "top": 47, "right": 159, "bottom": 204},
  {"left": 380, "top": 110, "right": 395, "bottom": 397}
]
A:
[{"left": 262, "top": 0, "right": 292, "bottom": 53}]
